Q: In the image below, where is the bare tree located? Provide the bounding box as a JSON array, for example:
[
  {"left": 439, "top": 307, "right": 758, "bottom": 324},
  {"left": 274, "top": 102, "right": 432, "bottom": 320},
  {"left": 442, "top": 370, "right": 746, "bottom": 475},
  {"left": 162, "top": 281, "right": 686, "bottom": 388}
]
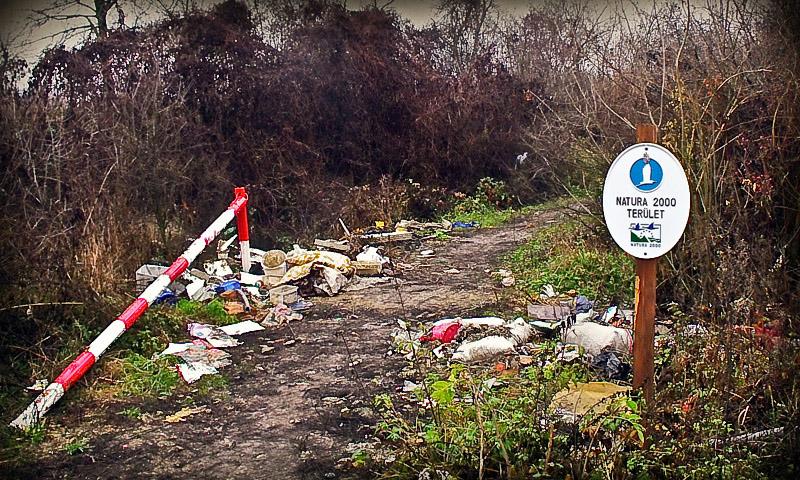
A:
[
  {"left": 29, "top": 0, "right": 124, "bottom": 44},
  {"left": 431, "top": 0, "right": 500, "bottom": 73}
]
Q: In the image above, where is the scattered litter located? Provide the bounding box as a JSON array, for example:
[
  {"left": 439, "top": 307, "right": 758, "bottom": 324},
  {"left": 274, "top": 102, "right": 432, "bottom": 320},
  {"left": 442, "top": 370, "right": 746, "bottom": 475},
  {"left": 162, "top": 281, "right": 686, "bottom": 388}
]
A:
[
  {"left": 173, "top": 343, "right": 232, "bottom": 383},
  {"left": 135, "top": 264, "right": 184, "bottom": 293},
  {"left": 352, "top": 260, "right": 382, "bottom": 276},
  {"left": 26, "top": 379, "right": 48, "bottom": 391},
  {"left": 262, "top": 249, "right": 287, "bottom": 286},
  {"left": 261, "top": 345, "right": 275, "bottom": 354},
  {"left": 492, "top": 268, "right": 516, "bottom": 287},
  {"left": 177, "top": 361, "right": 219, "bottom": 383},
  {"left": 590, "top": 350, "right": 631, "bottom": 380},
  {"left": 575, "top": 295, "right": 593, "bottom": 313},
  {"left": 219, "top": 320, "right": 265, "bottom": 336},
  {"left": 420, "top": 320, "right": 461, "bottom": 343},
  {"left": 685, "top": 324, "right": 708, "bottom": 336},
  {"left": 443, "top": 268, "right": 460, "bottom": 274},
  {"left": 214, "top": 279, "right": 242, "bottom": 294},
  {"left": 527, "top": 303, "right": 571, "bottom": 321},
  {"left": 452, "top": 318, "right": 532, "bottom": 362},
  {"left": 288, "top": 298, "right": 314, "bottom": 311},
  {"left": 165, "top": 405, "right": 211, "bottom": 423},
  {"left": 314, "top": 238, "right": 350, "bottom": 253},
  {"left": 419, "top": 249, "right": 435, "bottom": 257},
  {"left": 402, "top": 380, "right": 419, "bottom": 393},
  {"left": 188, "top": 323, "right": 240, "bottom": 348},
  {"left": 550, "top": 382, "right": 631, "bottom": 422},
  {"left": 452, "top": 221, "right": 478, "bottom": 228},
  {"left": 356, "top": 246, "right": 389, "bottom": 265},
  {"left": 154, "top": 288, "right": 177, "bottom": 306},
  {"left": 359, "top": 231, "right": 413, "bottom": 243},
  {"left": 530, "top": 319, "right": 562, "bottom": 336},
  {"left": 599, "top": 305, "right": 618, "bottom": 324},
  {"left": 158, "top": 342, "right": 195, "bottom": 357},
  {"left": 284, "top": 339, "right": 297, "bottom": 346},
  {"left": 279, "top": 246, "right": 353, "bottom": 284},
  {"left": 269, "top": 285, "right": 299, "bottom": 305},
  {"left": 395, "top": 219, "right": 451, "bottom": 232},
  {"left": 238, "top": 272, "right": 263, "bottom": 286},
  {"left": 725, "top": 427, "right": 785, "bottom": 444},
  {"left": 315, "top": 265, "right": 348, "bottom": 295},
  {"left": 453, "top": 336, "right": 516, "bottom": 362},
  {"left": 564, "top": 322, "right": 632, "bottom": 357},
  {"left": 556, "top": 343, "right": 582, "bottom": 362},
  {"left": 224, "top": 301, "right": 245, "bottom": 315},
  {"left": 204, "top": 260, "right": 233, "bottom": 277},
  {"left": 217, "top": 237, "right": 236, "bottom": 260},
  {"left": 261, "top": 303, "right": 303, "bottom": 326},
  {"left": 186, "top": 278, "right": 207, "bottom": 300},
  {"left": 456, "top": 317, "right": 506, "bottom": 327}
]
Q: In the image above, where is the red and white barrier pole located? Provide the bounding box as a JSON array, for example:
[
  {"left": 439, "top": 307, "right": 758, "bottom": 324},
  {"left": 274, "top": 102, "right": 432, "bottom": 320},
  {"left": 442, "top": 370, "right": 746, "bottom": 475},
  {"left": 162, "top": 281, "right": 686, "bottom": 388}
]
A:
[
  {"left": 234, "top": 187, "right": 251, "bottom": 272},
  {"left": 11, "top": 188, "right": 249, "bottom": 429}
]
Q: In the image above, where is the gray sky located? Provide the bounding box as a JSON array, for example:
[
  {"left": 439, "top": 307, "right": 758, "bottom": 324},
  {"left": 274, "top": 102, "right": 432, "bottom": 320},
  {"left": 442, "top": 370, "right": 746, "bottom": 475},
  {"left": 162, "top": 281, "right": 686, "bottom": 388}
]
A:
[{"left": 0, "top": 0, "right": 530, "bottom": 66}]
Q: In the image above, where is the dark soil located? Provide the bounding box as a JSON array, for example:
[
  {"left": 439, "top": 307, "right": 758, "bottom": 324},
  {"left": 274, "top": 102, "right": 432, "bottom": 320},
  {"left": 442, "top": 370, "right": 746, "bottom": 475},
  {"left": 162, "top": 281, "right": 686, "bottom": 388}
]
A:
[{"left": 7, "top": 209, "right": 563, "bottom": 480}]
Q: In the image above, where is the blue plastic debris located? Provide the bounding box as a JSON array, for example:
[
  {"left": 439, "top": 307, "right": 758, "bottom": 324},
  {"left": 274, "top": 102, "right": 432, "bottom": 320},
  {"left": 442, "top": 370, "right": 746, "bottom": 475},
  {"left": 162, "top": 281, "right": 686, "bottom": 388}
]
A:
[
  {"left": 452, "top": 221, "right": 479, "bottom": 228},
  {"left": 155, "top": 288, "right": 178, "bottom": 306},
  {"left": 214, "top": 280, "right": 242, "bottom": 294}
]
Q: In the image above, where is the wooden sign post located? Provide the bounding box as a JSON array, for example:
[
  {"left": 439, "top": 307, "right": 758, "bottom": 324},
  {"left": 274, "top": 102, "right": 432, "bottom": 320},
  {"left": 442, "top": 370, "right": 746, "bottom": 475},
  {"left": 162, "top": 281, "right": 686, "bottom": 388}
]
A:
[
  {"left": 602, "top": 123, "right": 690, "bottom": 404},
  {"left": 633, "top": 124, "right": 658, "bottom": 402}
]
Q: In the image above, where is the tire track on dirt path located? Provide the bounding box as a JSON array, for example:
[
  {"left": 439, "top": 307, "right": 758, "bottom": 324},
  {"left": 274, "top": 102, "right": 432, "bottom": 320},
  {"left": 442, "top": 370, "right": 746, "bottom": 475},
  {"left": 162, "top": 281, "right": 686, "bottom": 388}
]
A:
[{"left": 23, "top": 209, "right": 565, "bottom": 480}]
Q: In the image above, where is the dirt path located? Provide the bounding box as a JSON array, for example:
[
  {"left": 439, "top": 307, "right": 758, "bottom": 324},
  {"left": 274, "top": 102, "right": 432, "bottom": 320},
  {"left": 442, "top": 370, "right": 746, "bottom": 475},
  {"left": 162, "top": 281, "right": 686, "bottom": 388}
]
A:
[{"left": 21, "top": 209, "right": 564, "bottom": 480}]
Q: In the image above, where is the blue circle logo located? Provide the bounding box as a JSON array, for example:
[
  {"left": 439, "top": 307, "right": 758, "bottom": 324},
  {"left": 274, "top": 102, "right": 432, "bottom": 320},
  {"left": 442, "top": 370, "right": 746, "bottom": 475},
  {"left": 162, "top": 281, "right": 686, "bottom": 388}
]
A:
[{"left": 629, "top": 150, "right": 663, "bottom": 192}]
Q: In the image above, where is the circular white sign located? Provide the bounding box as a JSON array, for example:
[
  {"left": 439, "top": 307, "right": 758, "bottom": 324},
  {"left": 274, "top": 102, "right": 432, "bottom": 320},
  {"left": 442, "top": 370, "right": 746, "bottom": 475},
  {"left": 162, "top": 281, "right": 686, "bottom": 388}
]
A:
[{"left": 602, "top": 143, "right": 690, "bottom": 259}]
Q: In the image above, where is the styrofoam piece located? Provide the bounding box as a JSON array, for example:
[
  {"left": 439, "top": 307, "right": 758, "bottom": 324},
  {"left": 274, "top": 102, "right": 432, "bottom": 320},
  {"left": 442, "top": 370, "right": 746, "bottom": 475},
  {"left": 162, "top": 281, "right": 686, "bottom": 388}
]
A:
[
  {"left": 220, "top": 320, "right": 265, "bottom": 336},
  {"left": 204, "top": 260, "right": 233, "bottom": 277},
  {"left": 239, "top": 272, "right": 263, "bottom": 286}
]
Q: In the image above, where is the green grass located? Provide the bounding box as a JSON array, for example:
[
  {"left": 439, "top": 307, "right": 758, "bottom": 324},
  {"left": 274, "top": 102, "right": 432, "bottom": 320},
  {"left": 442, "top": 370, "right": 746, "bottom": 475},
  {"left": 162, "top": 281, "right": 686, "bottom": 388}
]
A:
[
  {"left": 63, "top": 437, "right": 89, "bottom": 455},
  {"left": 112, "top": 353, "right": 180, "bottom": 398},
  {"left": 194, "top": 374, "right": 230, "bottom": 398},
  {"left": 176, "top": 298, "right": 240, "bottom": 325},
  {"left": 119, "top": 406, "right": 142, "bottom": 419},
  {"left": 505, "top": 218, "right": 634, "bottom": 303},
  {"left": 449, "top": 204, "right": 516, "bottom": 228}
]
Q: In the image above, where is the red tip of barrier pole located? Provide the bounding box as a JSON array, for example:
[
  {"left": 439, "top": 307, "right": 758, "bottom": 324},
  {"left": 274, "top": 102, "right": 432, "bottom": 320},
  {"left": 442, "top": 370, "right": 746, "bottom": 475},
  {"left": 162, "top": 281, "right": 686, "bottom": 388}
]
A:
[
  {"left": 54, "top": 351, "right": 96, "bottom": 390},
  {"left": 233, "top": 187, "right": 250, "bottom": 242}
]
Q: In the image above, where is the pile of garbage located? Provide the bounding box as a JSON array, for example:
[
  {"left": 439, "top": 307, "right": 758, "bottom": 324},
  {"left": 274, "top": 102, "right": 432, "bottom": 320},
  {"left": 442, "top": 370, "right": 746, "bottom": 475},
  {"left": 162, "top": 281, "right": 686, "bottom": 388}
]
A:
[
  {"left": 393, "top": 285, "right": 633, "bottom": 373},
  {"left": 139, "top": 220, "right": 462, "bottom": 383},
  {"left": 390, "top": 285, "right": 640, "bottom": 418}
]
